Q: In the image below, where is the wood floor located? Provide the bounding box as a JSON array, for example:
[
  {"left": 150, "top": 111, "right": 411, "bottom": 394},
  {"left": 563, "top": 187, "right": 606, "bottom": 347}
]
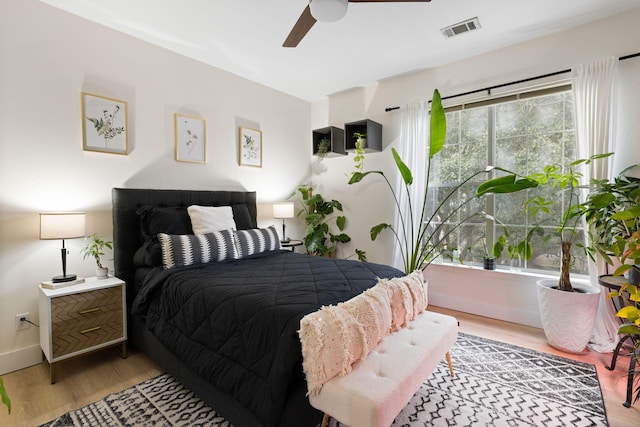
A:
[{"left": 1, "top": 306, "right": 638, "bottom": 427}]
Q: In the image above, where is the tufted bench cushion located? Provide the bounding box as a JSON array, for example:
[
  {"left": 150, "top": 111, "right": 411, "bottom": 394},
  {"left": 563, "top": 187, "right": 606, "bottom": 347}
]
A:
[{"left": 308, "top": 310, "right": 458, "bottom": 427}]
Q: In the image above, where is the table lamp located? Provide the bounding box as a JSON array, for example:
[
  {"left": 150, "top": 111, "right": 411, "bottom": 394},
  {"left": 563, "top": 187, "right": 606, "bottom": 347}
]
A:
[
  {"left": 273, "top": 202, "right": 294, "bottom": 243},
  {"left": 40, "top": 212, "right": 86, "bottom": 283}
]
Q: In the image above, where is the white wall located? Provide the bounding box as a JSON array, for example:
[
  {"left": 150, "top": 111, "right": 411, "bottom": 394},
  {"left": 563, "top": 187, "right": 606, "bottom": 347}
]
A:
[
  {"left": 312, "top": 9, "right": 640, "bottom": 325},
  {"left": 0, "top": 0, "right": 311, "bottom": 373},
  {"left": 3, "top": 1, "right": 640, "bottom": 373}
]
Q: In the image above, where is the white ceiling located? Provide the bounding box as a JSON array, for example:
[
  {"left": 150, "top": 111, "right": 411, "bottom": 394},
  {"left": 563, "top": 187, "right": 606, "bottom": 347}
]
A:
[{"left": 41, "top": 0, "right": 640, "bottom": 102}]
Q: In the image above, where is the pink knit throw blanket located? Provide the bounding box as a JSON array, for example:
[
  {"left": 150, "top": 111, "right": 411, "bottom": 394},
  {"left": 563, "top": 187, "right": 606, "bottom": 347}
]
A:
[{"left": 299, "top": 271, "right": 428, "bottom": 395}]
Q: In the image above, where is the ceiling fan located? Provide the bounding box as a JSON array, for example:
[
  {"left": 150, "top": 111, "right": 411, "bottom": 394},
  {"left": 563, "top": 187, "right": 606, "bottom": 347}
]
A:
[{"left": 283, "top": 0, "right": 431, "bottom": 48}]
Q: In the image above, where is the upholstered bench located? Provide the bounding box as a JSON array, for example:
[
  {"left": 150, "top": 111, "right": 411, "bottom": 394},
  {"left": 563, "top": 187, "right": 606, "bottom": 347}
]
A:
[{"left": 310, "top": 310, "right": 458, "bottom": 427}]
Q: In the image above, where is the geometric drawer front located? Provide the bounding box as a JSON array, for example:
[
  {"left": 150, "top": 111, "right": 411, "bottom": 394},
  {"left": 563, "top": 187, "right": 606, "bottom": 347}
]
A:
[
  {"left": 51, "top": 287, "right": 124, "bottom": 358},
  {"left": 51, "top": 287, "right": 121, "bottom": 320}
]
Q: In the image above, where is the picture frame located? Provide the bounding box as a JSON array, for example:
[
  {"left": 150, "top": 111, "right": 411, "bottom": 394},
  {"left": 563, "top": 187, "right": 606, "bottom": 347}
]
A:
[
  {"left": 82, "top": 92, "right": 128, "bottom": 155},
  {"left": 175, "top": 113, "right": 206, "bottom": 163},
  {"left": 239, "top": 127, "right": 262, "bottom": 168}
]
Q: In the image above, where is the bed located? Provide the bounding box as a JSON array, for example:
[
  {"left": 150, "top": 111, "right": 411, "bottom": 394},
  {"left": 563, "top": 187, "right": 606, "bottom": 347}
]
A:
[{"left": 112, "top": 187, "right": 404, "bottom": 427}]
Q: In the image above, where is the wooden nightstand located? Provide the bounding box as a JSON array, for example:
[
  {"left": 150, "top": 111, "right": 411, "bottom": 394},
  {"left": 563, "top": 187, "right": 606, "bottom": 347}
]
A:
[{"left": 39, "top": 276, "right": 127, "bottom": 383}]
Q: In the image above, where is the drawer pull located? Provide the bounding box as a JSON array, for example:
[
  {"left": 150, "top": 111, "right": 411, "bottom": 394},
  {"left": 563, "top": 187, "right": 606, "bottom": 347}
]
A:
[
  {"left": 79, "top": 308, "right": 101, "bottom": 315},
  {"left": 80, "top": 326, "right": 101, "bottom": 334}
]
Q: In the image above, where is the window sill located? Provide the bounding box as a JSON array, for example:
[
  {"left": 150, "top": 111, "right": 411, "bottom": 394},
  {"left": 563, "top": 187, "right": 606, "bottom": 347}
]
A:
[{"left": 424, "top": 263, "right": 591, "bottom": 329}]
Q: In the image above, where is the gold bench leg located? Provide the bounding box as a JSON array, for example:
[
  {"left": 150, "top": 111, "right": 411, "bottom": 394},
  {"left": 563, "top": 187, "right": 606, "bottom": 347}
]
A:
[
  {"left": 446, "top": 351, "right": 454, "bottom": 377},
  {"left": 321, "top": 413, "right": 329, "bottom": 427}
]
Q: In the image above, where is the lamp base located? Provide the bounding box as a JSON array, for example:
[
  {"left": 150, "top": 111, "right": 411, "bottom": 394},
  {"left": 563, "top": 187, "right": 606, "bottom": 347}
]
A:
[
  {"left": 281, "top": 238, "right": 291, "bottom": 243},
  {"left": 52, "top": 274, "right": 77, "bottom": 283}
]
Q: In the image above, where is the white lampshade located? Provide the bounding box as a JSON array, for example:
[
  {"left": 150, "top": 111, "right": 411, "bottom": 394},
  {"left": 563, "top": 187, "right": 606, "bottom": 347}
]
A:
[
  {"left": 40, "top": 212, "right": 86, "bottom": 240},
  {"left": 273, "top": 202, "right": 295, "bottom": 219},
  {"left": 310, "top": 0, "right": 348, "bottom": 22}
]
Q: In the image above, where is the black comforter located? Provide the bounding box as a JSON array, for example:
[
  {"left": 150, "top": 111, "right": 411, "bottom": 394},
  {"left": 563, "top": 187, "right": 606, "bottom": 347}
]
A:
[{"left": 132, "top": 250, "right": 403, "bottom": 426}]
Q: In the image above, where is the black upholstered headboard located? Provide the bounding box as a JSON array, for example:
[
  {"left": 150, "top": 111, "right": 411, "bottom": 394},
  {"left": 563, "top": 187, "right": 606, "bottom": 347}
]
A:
[{"left": 112, "top": 188, "right": 257, "bottom": 306}]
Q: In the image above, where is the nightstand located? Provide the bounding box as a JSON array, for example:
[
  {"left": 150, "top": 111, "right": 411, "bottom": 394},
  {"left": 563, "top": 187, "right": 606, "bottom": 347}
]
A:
[
  {"left": 281, "top": 239, "right": 303, "bottom": 252},
  {"left": 39, "top": 276, "right": 127, "bottom": 383}
]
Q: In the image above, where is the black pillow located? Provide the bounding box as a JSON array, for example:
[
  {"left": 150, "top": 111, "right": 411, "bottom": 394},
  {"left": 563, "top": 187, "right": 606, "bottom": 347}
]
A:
[
  {"left": 136, "top": 206, "right": 192, "bottom": 240},
  {"left": 231, "top": 204, "right": 254, "bottom": 230},
  {"left": 133, "top": 240, "right": 163, "bottom": 268}
]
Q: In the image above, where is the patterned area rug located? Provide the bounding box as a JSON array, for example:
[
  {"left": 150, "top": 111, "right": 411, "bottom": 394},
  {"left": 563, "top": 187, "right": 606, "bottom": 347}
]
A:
[{"left": 40, "top": 333, "right": 607, "bottom": 427}]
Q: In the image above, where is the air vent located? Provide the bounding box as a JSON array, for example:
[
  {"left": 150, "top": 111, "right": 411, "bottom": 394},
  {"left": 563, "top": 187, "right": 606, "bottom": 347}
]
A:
[{"left": 440, "top": 17, "right": 481, "bottom": 39}]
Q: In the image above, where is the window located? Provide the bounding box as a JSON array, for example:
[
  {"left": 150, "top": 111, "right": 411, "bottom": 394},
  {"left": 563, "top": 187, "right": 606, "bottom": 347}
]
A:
[{"left": 428, "top": 87, "right": 588, "bottom": 275}]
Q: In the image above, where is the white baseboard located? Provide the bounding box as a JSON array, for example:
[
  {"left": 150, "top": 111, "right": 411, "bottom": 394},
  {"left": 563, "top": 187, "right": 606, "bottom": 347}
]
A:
[
  {"left": 0, "top": 344, "right": 42, "bottom": 375},
  {"left": 425, "top": 263, "right": 549, "bottom": 329},
  {"left": 429, "top": 291, "right": 542, "bottom": 328}
]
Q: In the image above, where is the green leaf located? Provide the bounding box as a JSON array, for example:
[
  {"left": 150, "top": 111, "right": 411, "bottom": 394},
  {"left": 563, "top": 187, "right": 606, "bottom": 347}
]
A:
[
  {"left": 518, "top": 241, "right": 533, "bottom": 261},
  {"left": 617, "top": 306, "right": 640, "bottom": 321},
  {"left": 613, "top": 264, "right": 633, "bottom": 276},
  {"left": 589, "top": 192, "right": 616, "bottom": 209},
  {"left": 492, "top": 235, "right": 506, "bottom": 258},
  {"left": 392, "top": 148, "right": 413, "bottom": 185},
  {"left": 617, "top": 324, "right": 640, "bottom": 335},
  {"left": 330, "top": 233, "right": 351, "bottom": 243},
  {"left": 355, "top": 249, "right": 367, "bottom": 262},
  {"left": 477, "top": 175, "right": 538, "bottom": 196},
  {"left": 371, "top": 223, "right": 391, "bottom": 241},
  {"left": 611, "top": 206, "right": 640, "bottom": 221},
  {"left": 429, "top": 89, "right": 446, "bottom": 159},
  {"left": 0, "top": 377, "right": 10, "bottom": 414},
  {"left": 348, "top": 170, "right": 383, "bottom": 185},
  {"left": 336, "top": 215, "right": 346, "bottom": 231}
]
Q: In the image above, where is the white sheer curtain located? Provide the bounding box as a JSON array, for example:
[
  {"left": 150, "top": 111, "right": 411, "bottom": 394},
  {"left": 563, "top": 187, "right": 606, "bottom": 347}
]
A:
[
  {"left": 392, "top": 101, "right": 430, "bottom": 271},
  {"left": 572, "top": 56, "right": 619, "bottom": 352}
]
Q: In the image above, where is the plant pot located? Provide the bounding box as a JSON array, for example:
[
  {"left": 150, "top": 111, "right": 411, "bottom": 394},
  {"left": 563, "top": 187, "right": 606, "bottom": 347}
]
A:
[
  {"left": 628, "top": 266, "right": 640, "bottom": 285},
  {"left": 537, "top": 279, "right": 601, "bottom": 353},
  {"left": 483, "top": 257, "right": 496, "bottom": 270},
  {"left": 357, "top": 137, "right": 367, "bottom": 149},
  {"left": 96, "top": 267, "right": 109, "bottom": 279}
]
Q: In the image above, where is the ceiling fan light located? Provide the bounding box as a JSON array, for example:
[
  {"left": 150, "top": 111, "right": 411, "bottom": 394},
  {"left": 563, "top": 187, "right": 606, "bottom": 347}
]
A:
[{"left": 310, "top": 0, "right": 348, "bottom": 23}]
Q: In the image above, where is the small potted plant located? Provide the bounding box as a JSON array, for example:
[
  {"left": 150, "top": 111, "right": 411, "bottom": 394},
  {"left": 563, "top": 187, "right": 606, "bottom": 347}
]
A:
[
  {"left": 81, "top": 233, "right": 113, "bottom": 279},
  {"left": 353, "top": 132, "right": 367, "bottom": 150},
  {"left": 492, "top": 225, "right": 542, "bottom": 271},
  {"left": 316, "top": 137, "right": 331, "bottom": 159}
]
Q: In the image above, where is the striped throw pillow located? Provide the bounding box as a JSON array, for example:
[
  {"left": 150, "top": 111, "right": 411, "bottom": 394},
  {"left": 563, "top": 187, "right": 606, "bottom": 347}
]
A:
[
  {"left": 235, "top": 226, "right": 281, "bottom": 258},
  {"left": 158, "top": 229, "right": 238, "bottom": 269}
]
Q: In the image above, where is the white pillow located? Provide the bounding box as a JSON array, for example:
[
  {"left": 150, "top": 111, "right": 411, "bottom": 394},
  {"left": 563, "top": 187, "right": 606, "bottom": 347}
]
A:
[{"left": 187, "top": 205, "right": 236, "bottom": 234}]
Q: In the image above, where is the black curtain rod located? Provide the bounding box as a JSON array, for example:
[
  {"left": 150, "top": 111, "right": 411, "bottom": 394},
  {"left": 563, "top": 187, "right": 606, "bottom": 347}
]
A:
[{"left": 384, "top": 51, "right": 640, "bottom": 112}]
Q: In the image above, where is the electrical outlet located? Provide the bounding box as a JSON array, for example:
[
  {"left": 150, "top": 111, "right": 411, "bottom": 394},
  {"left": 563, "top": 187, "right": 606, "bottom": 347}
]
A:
[{"left": 15, "top": 312, "right": 30, "bottom": 330}]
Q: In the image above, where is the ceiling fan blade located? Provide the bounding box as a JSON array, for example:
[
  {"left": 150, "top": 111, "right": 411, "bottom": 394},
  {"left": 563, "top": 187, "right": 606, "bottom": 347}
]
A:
[
  {"left": 348, "top": 0, "right": 430, "bottom": 3},
  {"left": 283, "top": 5, "right": 317, "bottom": 48}
]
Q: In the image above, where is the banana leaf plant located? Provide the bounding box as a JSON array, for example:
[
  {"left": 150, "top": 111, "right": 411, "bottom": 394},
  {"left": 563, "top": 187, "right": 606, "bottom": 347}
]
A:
[
  {"left": 348, "top": 88, "right": 538, "bottom": 274},
  {"left": 0, "top": 376, "right": 10, "bottom": 414}
]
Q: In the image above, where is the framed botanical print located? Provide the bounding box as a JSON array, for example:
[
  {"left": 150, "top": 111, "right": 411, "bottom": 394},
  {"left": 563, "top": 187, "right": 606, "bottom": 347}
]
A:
[
  {"left": 82, "top": 92, "right": 128, "bottom": 154},
  {"left": 175, "top": 113, "right": 206, "bottom": 163},
  {"left": 239, "top": 127, "right": 262, "bottom": 168}
]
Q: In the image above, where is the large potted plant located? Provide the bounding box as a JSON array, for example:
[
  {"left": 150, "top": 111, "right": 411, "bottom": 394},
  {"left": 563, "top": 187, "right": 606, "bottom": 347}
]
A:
[
  {"left": 514, "top": 154, "right": 612, "bottom": 353},
  {"left": 584, "top": 169, "right": 640, "bottom": 402},
  {"left": 292, "top": 185, "right": 366, "bottom": 260},
  {"left": 583, "top": 165, "right": 640, "bottom": 282},
  {"left": 348, "top": 88, "right": 538, "bottom": 274}
]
